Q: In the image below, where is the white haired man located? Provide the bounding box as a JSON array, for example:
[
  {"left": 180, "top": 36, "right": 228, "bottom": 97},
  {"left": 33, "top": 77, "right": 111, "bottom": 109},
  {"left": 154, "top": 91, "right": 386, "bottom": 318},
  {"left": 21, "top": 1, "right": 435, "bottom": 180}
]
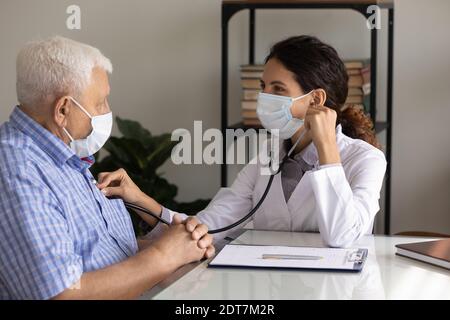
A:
[{"left": 0, "top": 36, "right": 214, "bottom": 299}]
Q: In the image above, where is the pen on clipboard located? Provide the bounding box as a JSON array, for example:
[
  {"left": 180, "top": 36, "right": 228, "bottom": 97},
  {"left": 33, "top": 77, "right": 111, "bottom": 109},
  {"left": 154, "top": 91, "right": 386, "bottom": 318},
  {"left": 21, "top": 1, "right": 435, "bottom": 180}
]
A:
[{"left": 262, "top": 254, "right": 323, "bottom": 260}]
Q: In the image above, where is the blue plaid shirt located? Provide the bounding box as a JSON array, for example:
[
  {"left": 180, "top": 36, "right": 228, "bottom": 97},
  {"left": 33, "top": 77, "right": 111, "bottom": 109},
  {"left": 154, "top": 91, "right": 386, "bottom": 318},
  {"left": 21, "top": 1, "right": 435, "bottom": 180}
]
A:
[{"left": 0, "top": 107, "right": 138, "bottom": 299}]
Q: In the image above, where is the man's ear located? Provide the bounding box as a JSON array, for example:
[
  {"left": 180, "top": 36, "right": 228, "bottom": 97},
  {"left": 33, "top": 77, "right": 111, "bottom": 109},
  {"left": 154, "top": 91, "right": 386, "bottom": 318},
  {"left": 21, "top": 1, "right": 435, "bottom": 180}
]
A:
[
  {"left": 53, "top": 96, "right": 71, "bottom": 128},
  {"left": 311, "top": 89, "right": 327, "bottom": 107}
]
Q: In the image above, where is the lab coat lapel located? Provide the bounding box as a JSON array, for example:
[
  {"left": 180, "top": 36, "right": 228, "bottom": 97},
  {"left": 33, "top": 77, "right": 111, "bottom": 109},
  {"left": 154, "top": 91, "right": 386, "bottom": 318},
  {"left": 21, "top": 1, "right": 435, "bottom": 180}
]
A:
[
  {"left": 252, "top": 170, "right": 291, "bottom": 231},
  {"left": 286, "top": 171, "right": 318, "bottom": 231}
]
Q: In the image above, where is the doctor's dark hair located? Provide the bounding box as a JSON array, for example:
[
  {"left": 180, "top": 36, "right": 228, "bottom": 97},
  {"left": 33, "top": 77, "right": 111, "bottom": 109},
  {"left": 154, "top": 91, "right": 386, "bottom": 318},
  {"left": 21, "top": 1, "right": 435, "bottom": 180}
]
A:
[{"left": 265, "top": 35, "right": 381, "bottom": 149}]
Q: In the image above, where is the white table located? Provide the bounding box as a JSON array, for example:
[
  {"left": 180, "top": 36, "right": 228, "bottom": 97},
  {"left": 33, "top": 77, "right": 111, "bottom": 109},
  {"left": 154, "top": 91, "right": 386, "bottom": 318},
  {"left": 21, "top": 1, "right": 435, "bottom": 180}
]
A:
[{"left": 141, "top": 230, "right": 450, "bottom": 300}]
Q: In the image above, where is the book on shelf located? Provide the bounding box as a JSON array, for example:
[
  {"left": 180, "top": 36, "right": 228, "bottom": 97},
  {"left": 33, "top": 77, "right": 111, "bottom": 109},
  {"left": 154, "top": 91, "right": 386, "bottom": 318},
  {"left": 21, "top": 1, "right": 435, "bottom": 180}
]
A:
[
  {"left": 243, "top": 89, "right": 260, "bottom": 100},
  {"left": 361, "top": 64, "right": 371, "bottom": 95},
  {"left": 345, "top": 95, "right": 364, "bottom": 104},
  {"left": 242, "top": 110, "right": 261, "bottom": 126},
  {"left": 241, "top": 100, "right": 257, "bottom": 110},
  {"left": 242, "top": 109, "right": 258, "bottom": 119},
  {"left": 347, "top": 68, "right": 362, "bottom": 76},
  {"left": 348, "top": 74, "right": 364, "bottom": 88},
  {"left": 241, "top": 64, "right": 264, "bottom": 71},
  {"left": 240, "top": 64, "right": 262, "bottom": 127},
  {"left": 241, "top": 78, "right": 262, "bottom": 90},
  {"left": 242, "top": 118, "right": 262, "bottom": 126},
  {"left": 344, "top": 60, "right": 368, "bottom": 69},
  {"left": 241, "top": 70, "right": 264, "bottom": 78},
  {"left": 344, "top": 59, "right": 371, "bottom": 114},
  {"left": 348, "top": 87, "right": 363, "bottom": 96}
]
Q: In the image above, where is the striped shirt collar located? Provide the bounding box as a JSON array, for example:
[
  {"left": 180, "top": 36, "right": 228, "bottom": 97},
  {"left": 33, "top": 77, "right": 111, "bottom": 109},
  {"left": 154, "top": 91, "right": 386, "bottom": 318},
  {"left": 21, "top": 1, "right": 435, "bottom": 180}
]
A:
[{"left": 9, "top": 106, "right": 93, "bottom": 169}]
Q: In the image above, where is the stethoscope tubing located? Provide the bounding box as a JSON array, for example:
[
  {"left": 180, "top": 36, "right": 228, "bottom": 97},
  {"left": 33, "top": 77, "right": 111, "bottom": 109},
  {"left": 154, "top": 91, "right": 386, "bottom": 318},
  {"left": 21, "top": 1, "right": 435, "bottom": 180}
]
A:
[{"left": 125, "top": 128, "right": 308, "bottom": 234}]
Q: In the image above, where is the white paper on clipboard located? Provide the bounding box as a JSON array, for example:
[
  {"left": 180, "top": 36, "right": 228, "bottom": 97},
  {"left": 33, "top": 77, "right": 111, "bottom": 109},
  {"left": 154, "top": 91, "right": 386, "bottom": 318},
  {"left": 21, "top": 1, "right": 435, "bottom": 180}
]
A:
[{"left": 209, "top": 244, "right": 368, "bottom": 272}]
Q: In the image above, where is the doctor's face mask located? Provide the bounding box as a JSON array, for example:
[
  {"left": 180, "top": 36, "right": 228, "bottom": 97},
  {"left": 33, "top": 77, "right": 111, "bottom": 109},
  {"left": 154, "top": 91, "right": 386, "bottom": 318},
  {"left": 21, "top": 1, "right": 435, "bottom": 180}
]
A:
[{"left": 256, "top": 91, "right": 313, "bottom": 139}]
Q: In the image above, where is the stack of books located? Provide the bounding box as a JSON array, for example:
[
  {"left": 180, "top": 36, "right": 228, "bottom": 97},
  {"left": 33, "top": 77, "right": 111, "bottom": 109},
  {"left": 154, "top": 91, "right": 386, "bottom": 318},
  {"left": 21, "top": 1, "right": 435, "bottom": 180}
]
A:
[
  {"left": 344, "top": 60, "right": 371, "bottom": 113},
  {"left": 239, "top": 60, "right": 372, "bottom": 127},
  {"left": 240, "top": 64, "right": 263, "bottom": 126}
]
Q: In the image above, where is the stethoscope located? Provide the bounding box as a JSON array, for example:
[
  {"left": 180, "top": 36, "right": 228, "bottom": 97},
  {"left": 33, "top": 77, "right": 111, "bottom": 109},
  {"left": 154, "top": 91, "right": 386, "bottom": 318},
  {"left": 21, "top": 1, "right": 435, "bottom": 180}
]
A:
[{"left": 123, "top": 129, "right": 308, "bottom": 235}]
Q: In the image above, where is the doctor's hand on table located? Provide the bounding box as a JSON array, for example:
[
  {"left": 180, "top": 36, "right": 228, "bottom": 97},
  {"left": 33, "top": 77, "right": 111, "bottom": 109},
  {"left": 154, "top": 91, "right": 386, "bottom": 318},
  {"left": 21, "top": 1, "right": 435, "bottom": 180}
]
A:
[{"left": 96, "top": 168, "right": 215, "bottom": 259}]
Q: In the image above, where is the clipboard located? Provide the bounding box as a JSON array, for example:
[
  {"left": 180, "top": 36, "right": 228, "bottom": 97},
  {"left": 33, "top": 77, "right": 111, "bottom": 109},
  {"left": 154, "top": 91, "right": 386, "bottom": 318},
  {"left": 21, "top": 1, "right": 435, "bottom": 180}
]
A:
[{"left": 208, "top": 244, "right": 368, "bottom": 272}]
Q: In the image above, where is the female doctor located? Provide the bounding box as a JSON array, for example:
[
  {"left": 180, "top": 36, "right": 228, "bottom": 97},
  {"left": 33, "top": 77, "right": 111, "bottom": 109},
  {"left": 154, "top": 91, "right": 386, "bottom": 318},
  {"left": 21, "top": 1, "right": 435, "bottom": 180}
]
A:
[{"left": 97, "top": 35, "right": 387, "bottom": 248}]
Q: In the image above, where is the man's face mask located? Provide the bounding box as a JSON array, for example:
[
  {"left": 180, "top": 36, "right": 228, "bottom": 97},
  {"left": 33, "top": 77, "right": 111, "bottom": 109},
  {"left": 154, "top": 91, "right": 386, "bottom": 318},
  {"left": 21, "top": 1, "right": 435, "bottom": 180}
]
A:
[
  {"left": 256, "top": 91, "right": 313, "bottom": 140},
  {"left": 63, "top": 97, "right": 113, "bottom": 158}
]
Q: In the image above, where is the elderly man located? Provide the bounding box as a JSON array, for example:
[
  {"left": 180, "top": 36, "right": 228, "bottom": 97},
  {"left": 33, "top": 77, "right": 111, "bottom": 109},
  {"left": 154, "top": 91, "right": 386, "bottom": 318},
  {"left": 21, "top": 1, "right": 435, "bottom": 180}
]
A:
[{"left": 0, "top": 36, "right": 214, "bottom": 299}]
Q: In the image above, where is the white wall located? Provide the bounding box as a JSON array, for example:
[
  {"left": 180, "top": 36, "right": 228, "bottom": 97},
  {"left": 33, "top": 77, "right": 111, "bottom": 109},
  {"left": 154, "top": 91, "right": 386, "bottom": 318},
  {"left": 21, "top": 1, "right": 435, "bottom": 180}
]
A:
[
  {"left": 0, "top": 0, "right": 448, "bottom": 234},
  {"left": 390, "top": 0, "right": 450, "bottom": 234}
]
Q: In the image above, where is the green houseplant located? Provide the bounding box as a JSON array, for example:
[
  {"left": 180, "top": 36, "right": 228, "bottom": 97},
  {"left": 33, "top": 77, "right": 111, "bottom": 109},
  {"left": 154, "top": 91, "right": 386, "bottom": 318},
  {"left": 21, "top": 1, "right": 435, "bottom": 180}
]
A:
[{"left": 90, "top": 117, "right": 210, "bottom": 236}]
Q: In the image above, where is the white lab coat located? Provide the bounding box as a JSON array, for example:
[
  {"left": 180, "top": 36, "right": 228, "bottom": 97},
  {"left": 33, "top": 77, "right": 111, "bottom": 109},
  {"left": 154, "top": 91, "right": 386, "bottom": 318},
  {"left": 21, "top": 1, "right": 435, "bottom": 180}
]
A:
[{"left": 148, "top": 125, "right": 387, "bottom": 248}]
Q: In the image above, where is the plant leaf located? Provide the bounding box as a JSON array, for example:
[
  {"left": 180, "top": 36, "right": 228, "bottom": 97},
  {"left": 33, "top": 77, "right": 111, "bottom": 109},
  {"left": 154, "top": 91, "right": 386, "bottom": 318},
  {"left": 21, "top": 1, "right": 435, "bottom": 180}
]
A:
[
  {"left": 145, "top": 135, "right": 178, "bottom": 173},
  {"left": 103, "top": 137, "right": 149, "bottom": 173},
  {"left": 116, "top": 116, "right": 153, "bottom": 148}
]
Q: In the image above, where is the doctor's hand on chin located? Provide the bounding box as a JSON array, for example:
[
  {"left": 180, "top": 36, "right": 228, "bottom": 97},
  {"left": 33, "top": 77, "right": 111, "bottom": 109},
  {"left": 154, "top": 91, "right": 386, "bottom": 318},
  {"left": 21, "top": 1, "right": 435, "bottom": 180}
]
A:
[{"left": 96, "top": 168, "right": 215, "bottom": 259}]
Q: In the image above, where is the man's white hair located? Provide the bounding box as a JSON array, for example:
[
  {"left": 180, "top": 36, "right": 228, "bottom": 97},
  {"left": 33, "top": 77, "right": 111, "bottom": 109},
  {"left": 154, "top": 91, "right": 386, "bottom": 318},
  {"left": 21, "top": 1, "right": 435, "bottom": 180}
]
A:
[{"left": 16, "top": 36, "right": 113, "bottom": 106}]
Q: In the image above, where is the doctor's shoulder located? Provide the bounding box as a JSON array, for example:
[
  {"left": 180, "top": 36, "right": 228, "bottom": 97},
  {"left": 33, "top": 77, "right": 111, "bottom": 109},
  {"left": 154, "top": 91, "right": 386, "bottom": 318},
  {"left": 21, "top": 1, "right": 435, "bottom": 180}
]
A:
[{"left": 339, "top": 134, "right": 387, "bottom": 173}]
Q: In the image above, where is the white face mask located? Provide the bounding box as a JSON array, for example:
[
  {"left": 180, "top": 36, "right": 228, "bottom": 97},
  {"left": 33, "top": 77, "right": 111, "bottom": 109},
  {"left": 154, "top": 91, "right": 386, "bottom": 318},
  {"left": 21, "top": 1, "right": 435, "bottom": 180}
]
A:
[
  {"left": 257, "top": 91, "right": 313, "bottom": 139},
  {"left": 63, "top": 97, "right": 113, "bottom": 158}
]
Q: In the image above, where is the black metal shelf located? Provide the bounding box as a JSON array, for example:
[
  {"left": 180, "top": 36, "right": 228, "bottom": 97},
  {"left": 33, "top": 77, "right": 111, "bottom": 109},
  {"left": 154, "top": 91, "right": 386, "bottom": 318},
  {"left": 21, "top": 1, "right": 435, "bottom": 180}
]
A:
[{"left": 221, "top": 0, "right": 394, "bottom": 234}]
